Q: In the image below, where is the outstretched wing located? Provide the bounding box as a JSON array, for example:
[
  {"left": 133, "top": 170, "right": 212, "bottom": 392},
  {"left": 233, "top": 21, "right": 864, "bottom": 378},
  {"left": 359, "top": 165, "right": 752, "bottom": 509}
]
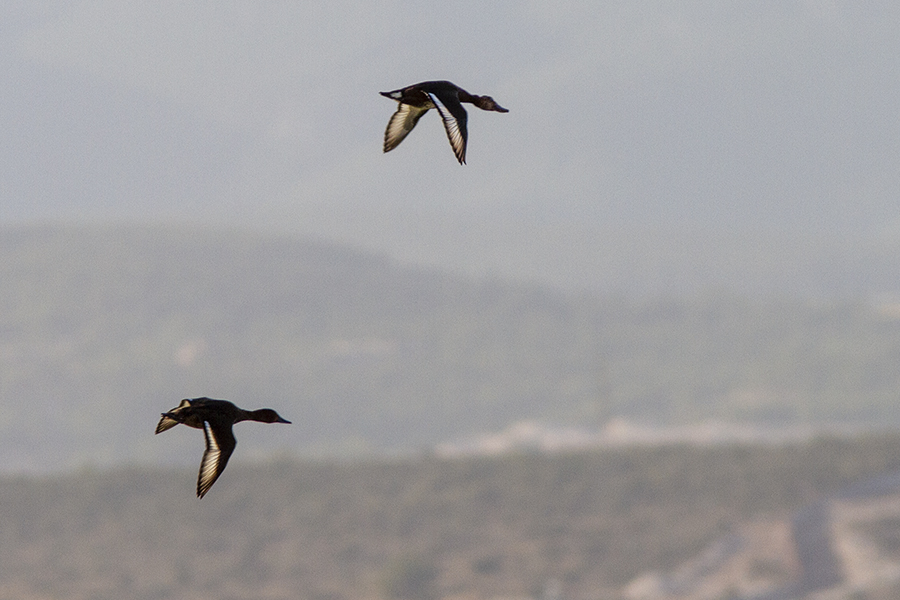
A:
[
  {"left": 384, "top": 103, "right": 430, "bottom": 153},
  {"left": 155, "top": 399, "right": 192, "bottom": 434},
  {"left": 197, "top": 420, "right": 236, "bottom": 499},
  {"left": 155, "top": 414, "right": 180, "bottom": 434},
  {"left": 426, "top": 92, "right": 468, "bottom": 164}
]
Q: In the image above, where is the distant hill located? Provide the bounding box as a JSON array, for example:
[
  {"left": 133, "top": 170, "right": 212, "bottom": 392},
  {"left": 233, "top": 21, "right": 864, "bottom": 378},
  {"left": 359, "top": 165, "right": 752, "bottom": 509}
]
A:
[{"left": 3, "top": 224, "right": 900, "bottom": 471}]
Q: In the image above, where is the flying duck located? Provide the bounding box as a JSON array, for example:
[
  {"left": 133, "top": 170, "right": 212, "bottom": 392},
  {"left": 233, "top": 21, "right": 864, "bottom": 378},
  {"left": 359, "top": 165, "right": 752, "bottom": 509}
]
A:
[
  {"left": 155, "top": 397, "right": 291, "bottom": 498},
  {"left": 380, "top": 80, "right": 508, "bottom": 164}
]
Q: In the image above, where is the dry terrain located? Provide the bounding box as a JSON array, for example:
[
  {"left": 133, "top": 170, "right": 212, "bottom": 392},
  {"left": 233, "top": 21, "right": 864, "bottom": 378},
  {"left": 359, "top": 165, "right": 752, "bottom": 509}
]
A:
[{"left": 4, "top": 434, "right": 900, "bottom": 600}]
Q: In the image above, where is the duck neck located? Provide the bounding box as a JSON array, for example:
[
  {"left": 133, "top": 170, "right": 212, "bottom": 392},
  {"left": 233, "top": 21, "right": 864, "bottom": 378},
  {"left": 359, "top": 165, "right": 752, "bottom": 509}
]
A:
[
  {"left": 233, "top": 409, "right": 254, "bottom": 424},
  {"left": 457, "top": 89, "right": 478, "bottom": 104}
]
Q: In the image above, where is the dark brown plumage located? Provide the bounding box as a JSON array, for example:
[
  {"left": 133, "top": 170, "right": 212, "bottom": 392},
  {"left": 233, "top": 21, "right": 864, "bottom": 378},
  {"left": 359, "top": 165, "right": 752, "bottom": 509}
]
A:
[
  {"left": 380, "top": 80, "right": 508, "bottom": 164},
  {"left": 155, "top": 397, "right": 291, "bottom": 498}
]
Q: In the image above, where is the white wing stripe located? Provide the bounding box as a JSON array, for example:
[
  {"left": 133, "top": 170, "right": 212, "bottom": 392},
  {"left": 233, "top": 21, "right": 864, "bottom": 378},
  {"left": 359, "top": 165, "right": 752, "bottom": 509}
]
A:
[
  {"left": 426, "top": 92, "right": 466, "bottom": 163},
  {"left": 384, "top": 103, "right": 428, "bottom": 152},
  {"left": 198, "top": 421, "right": 222, "bottom": 497}
]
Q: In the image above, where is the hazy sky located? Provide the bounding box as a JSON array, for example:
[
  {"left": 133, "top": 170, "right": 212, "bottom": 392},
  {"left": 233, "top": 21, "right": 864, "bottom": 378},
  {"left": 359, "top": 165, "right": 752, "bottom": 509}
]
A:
[{"left": 3, "top": 1, "right": 899, "bottom": 294}]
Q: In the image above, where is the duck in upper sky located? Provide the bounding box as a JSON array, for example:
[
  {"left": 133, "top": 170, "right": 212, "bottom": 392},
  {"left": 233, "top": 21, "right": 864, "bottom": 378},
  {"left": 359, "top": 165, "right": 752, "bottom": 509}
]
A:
[
  {"left": 380, "top": 80, "right": 509, "bottom": 165},
  {"left": 155, "top": 397, "right": 291, "bottom": 498}
]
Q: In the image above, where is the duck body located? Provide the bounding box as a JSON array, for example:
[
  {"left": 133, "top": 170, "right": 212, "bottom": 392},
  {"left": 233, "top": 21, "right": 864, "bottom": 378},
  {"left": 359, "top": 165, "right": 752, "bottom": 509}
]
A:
[
  {"left": 155, "top": 397, "right": 291, "bottom": 498},
  {"left": 380, "top": 80, "right": 508, "bottom": 164}
]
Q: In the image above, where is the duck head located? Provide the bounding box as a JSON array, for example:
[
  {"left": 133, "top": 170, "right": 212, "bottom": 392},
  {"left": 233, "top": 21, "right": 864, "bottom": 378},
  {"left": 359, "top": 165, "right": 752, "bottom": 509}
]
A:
[
  {"left": 474, "top": 95, "right": 509, "bottom": 112},
  {"left": 250, "top": 408, "right": 292, "bottom": 424}
]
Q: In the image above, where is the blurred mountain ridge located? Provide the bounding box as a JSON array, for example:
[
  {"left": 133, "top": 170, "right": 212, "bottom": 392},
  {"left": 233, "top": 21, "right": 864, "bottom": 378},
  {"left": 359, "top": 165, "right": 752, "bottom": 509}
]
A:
[{"left": 2, "top": 224, "right": 900, "bottom": 472}]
